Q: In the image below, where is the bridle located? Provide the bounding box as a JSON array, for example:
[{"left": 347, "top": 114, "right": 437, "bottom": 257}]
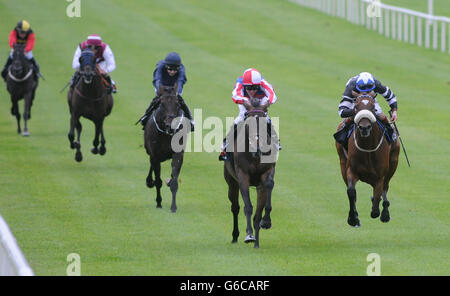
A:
[
  {"left": 153, "top": 95, "right": 184, "bottom": 136},
  {"left": 353, "top": 96, "right": 384, "bottom": 153}
]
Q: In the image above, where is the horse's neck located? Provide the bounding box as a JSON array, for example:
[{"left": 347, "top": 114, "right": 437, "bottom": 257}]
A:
[{"left": 78, "top": 75, "right": 104, "bottom": 97}]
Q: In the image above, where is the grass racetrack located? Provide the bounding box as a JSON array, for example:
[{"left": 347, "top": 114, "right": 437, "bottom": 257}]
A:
[{"left": 0, "top": 0, "right": 449, "bottom": 276}]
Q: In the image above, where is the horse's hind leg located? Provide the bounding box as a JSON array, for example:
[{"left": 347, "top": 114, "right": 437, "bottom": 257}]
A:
[
  {"left": 168, "top": 153, "right": 184, "bottom": 213},
  {"left": 380, "top": 143, "right": 400, "bottom": 223},
  {"left": 99, "top": 122, "right": 107, "bottom": 155},
  {"left": 225, "top": 167, "right": 240, "bottom": 243}
]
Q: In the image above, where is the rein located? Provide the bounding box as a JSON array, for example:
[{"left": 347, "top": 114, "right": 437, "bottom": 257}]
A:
[
  {"left": 152, "top": 112, "right": 184, "bottom": 136},
  {"left": 8, "top": 68, "right": 33, "bottom": 82},
  {"left": 354, "top": 125, "right": 385, "bottom": 153}
]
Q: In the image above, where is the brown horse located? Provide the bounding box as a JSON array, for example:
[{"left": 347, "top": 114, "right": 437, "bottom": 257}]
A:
[
  {"left": 143, "top": 83, "right": 190, "bottom": 212},
  {"left": 224, "top": 98, "right": 278, "bottom": 248},
  {"left": 67, "top": 49, "right": 113, "bottom": 162},
  {"left": 335, "top": 93, "right": 400, "bottom": 227},
  {"left": 5, "top": 44, "right": 39, "bottom": 136}
]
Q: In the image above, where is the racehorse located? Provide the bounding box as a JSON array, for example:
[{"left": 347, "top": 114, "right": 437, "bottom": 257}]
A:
[
  {"left": 67, "top": 49, "right": 113, "bottom": 162},
  {"left": 335, "top": 93, "right": 400, "bottom": 227},
  {"left": 5, "top": 43, "right": 39, "bottom": 136},
  {"left": 143, "top": 83, "right": 190, "bottom": 213},
  {"left": 224, "top": 98, "right": 278, "bottom": 248}
]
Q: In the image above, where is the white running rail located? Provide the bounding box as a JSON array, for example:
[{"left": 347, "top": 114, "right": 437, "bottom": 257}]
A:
[
  {"left": 0, "top": 215, "right": 34, "bottom": 276},
  {"left": 290, "top": 0, "right": 450, "bottom": 53}
]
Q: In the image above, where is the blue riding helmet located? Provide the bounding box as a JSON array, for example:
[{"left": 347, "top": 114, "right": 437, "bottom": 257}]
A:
[
  {"left": 355, "top": 72, "right": 375, "bottom": 92},
  {"left": 164, "top": 52, "right": 181, "bottom": 67}
]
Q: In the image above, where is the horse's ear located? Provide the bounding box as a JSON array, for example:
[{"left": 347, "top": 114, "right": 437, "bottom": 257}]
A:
[
  {"left": 367, "top": 90, "right": 376, "bottom": 98},
  {"left": 352, "top": 90, "right": 360, "bottom": 98},
  {"left": 173, "top": 82, "right": 178, "bottom": 95}
]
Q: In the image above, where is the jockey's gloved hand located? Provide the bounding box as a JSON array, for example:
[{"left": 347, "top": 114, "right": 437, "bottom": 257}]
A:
[{"left": 341, "top": 108, "right": 355, "bottom": 119}]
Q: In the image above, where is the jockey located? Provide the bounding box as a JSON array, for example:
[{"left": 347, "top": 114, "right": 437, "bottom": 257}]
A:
[
  {"left": 70, "top": 34, "right": 117, "bottom": 93},
  {"left": 138, "top": 52, "right": 194, "bottom": 131},
  {"left": 1, "top": 20, "right": 40, "bottom": 81},
  {"left": 219, "top": 68, "right": 279, "bottom": 161},
  {"left": 334, "top": 72, "right": 398, "bottom": 146}
]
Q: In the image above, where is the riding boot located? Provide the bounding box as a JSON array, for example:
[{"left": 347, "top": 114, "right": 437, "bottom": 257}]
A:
[
  {"left": 334, "top": 117, "right": 353, "bottom": 147},
  {"left": 379, "top": 115, "right": 396, "bottom": 143},
  {"left": 1, "top": 56, "right": 13, "bottom": 81},
  {"left": 104, "top": 75, "right": 114, "bottom": 94},
  {"left": 219, "top": 124, "right": 237, "bottom": 161},
  {"left": 178, "top": 95, "right": 194, "bottom": 132},
  {"left": 139, "top": 96, "right": 161, "bottom": 128},
  {"left": 29, "top": 57, "right": 40, "bottom": 79}
]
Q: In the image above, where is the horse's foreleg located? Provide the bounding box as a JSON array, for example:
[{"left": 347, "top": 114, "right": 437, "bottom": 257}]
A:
[
  {"left": 146, "top": 161, "right": 154, "bottom": 188},
  {"left": 168, "top": 153, "right": 184, "bottom": 213},
  {"left": 22, "top": 93, "right": 32, "bottom": 136},
  {"left": 346, "top": 170, "right": 360, "bottom": 227},
  {"left": 91, "top": 120, "right": 101, "bottom": 155},
  {"left": 260, "top": 168, "right": 275, "bottom": 230},
  {"left": 254, "top": 187, "right": 267, "bottom": 249},
  {"left": 225, "top": 167, "right": 240, "bottom": 243},
  {"left": 74, "top": 117, "right": 83, "bottom": 162},
  {"left": 370, "top": 179, "right": 384, "bottom": 219},
  {"left": 152, "top": 160, "right": 163, "bottom": 208},
  {"left": 99, "top": 121, "right": 106, "bottom": 155},
  {"left": 11, "top": 99, "right": 21, "bottom": 134},
  {"left": 237, "top": 170, "right": 254, "bottom": 243}
]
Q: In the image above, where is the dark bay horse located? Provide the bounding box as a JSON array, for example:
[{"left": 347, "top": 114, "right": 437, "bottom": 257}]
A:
[
  {"left": 144, "top": 84, "right": 190, "bottom": 212},
  {"left": 67, "top": 50, "right": 113, "bottom": 162},
  {"left": 5, "top": 44, "right": 39, "bottom": 136},
  {"left": 224, "top": 98, "right": 278, "bottom": 248},
  {"left": 335, "top": 94, "right": 400, "bottom": 227}
]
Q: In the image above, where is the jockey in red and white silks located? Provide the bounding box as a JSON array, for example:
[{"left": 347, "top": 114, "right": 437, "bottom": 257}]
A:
[
  {"left": 232, "top": 68, "right": 277, "bottom": 124},
  {"left": 72, "top": 34, "right": 116, "bottom": 74}
]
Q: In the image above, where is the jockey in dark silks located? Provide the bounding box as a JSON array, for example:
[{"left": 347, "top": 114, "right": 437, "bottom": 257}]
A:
[
  {"left": 1, "top": 20, "right": 40, "bottom": 81},
  {"left": 138, "top": 52, "right": 194, "bottom": 131},
  {"left": 334, "top": 72, "right": 398, "bottom": 147}
]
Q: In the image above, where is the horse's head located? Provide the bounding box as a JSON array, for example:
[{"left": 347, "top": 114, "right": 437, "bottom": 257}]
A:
[
  {"left": 157, "top": 83, "right": 183, "bottom": 134},
  {"left": 243, "top": 97, "right": 269, "bottom": 119},
  {"left": 10, "top": 44, "right": 27, "bottom": 77},
  {"left": 79, "top": 50, "right": 97, "bottom": 84},
  {"left": 354, "top": 92, "right": 377, "bottom": 138}
]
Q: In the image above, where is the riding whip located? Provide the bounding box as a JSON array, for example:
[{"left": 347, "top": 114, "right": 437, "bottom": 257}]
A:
[
  {"left": 389, "top": 110, "right": 411, "bottom": 167},
  {"left": 59, "top": 81, "right": 70, "bottom": 93}
]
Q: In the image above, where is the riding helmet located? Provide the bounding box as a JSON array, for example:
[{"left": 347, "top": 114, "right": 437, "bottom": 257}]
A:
[
  {"left": 16, "top": 20, "right": 31, "bottom": 33},
  {"left": 242, "top": 68, "right": 262, "bottom": 85},
  {"left": 164, "top": 52, "right": 182, "bottom": 67},
  {"left": 355, "top": 72, "right": 376, "bottom": 92}
]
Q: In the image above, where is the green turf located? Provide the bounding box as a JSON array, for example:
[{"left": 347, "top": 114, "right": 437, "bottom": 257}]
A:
[{"left": 0, "top": 0, "right": 449, "bottom": 276}]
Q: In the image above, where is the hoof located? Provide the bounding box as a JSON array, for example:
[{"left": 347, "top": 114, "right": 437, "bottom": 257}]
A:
[
  {"left": 260, "top": 219, "right": 272, "bottom": 229},
  {"left": 70, "top": 143, "right": 76, "bottom": 149},
  {"left": 254, "top": 244, "right": 260, "bottom": 249},
  {"left": 22, "top": 131, "right": 30, "bottom": 137},
  {"left": 171, "top": 207, "right": 177, "bottom": 213},
  {"left": 99, "top": 147, "right": 106, "bottom": 155},
  {"left": 380, "top": 211, "right": 390, "bottom": 223},
  {"left": 371, "top": 210, "right": 380, "bottom": 219},
  {"left": 231, "top": 239, "right": 238, "bottom": 244},
  {"left": 91, "top": 147, "right": 98, "bottom": 154},
  {"left": 244, "top": 234, "right": 256, "bottom": 243},
  {"left": 165, "top": 178, "right": 172, "bottom": 186},
  {"left": 156, "top": 204, "right": 162, "bottom": 209},
  {"left": 75, "top": 152, "right": 83, "bottom": 162},
  {"left": 347, "top": 217, "right": 361, "bottom": 227}
]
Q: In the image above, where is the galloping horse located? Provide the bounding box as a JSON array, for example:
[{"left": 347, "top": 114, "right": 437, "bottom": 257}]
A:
[
  {"left": 67, "top": 49, "right": 113, "bottom": 162},
  {"left": 144, "top": 84, "right": 190, "bottom": 213},
  {"left": 335, "top": 93, "right": 400, "bottom": 227},
  {"left": 224, "top": 98, "right": 278, "bottom": 248},
  {"left": 5, "top": 43, "right": 39, "bottom": 136}
]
